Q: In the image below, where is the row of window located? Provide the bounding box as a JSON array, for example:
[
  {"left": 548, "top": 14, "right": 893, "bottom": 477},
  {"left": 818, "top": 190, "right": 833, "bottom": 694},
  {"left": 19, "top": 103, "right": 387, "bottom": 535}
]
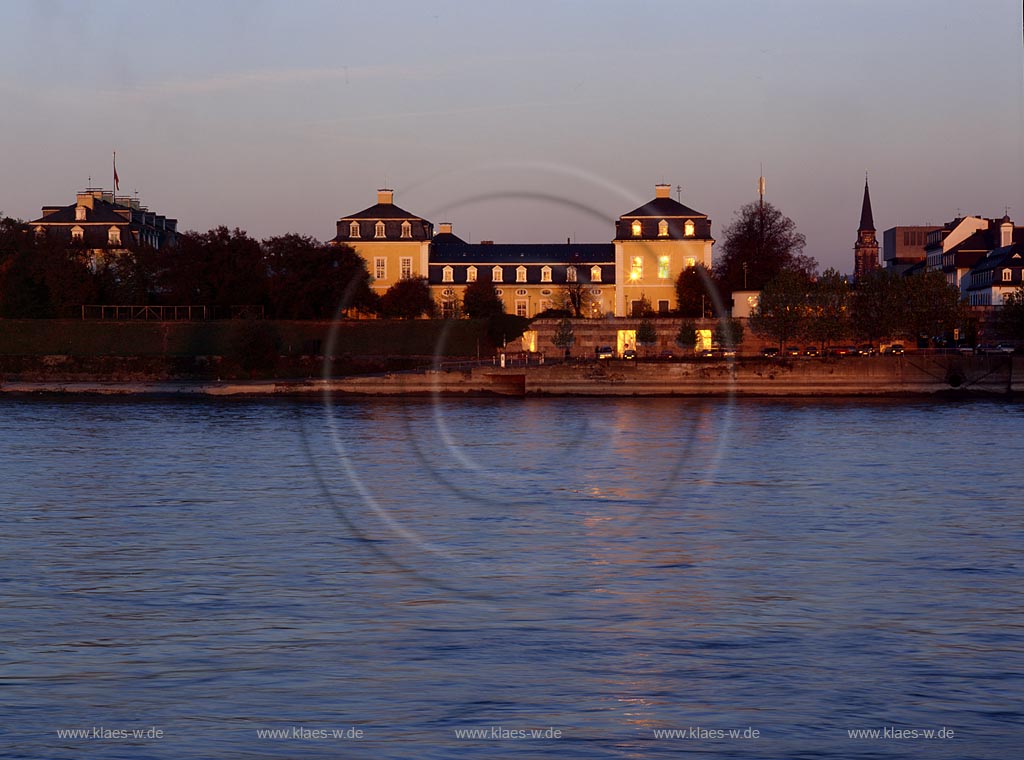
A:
[
  {"left": 628, "top": 255, "right": 698, "bottom": 281},
  {"left": 442, "top": 287, "right": 602, "bottom": 299},
  {"left": 441, "top": 264, "right": 602, "bottom": 284},
  {"left": 373, "top": 257, "right": 414, "bottom": 281},
  {"left": 631, "top": 219, "right": 696, "bottom": 237},
  {"left": 351, "top": 220, "right": 413, "bottom": 239}
]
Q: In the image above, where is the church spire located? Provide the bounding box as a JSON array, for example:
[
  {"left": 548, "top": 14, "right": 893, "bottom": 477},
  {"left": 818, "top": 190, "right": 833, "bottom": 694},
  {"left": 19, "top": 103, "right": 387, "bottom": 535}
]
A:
[
  {"left": 859, "top": 175, "right": 875, "bottom": 232},
  {"left": 853, "top": 174, "right": 880, "bottom": 281}
]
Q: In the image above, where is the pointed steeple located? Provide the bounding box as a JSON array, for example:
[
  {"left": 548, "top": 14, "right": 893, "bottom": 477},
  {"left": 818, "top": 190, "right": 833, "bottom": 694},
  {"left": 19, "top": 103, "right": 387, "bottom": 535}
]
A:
[{"left": 859, "top": 175, "right": 875, "bottom": 232}]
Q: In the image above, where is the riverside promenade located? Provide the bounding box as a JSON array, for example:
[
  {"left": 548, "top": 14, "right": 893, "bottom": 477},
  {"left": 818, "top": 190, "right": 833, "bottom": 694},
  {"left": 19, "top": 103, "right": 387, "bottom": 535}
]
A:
[{"left": 2, "top": 355, "right": 1020, "bottom": 397}]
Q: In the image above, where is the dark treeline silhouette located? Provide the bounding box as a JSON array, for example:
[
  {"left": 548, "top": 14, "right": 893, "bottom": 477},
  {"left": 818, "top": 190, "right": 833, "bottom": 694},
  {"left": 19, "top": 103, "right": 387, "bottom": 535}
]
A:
[{"left": 0, "top": 217, "right": 382, "bottom": 319}]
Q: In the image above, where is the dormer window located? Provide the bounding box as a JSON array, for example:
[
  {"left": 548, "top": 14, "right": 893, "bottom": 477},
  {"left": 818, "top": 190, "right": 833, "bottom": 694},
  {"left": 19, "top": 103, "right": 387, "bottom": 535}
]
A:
[
  {"left": 442, "top": 266, "right": 454, "bottom": 283},
  {"left": 401, "top": 221, "right": 412, "bottom": 238},
  {"left": 374, "top": 221, "right": 385, "bottom": 238},
  {"left": 1003, "top": 269, "right": 1012, "bottom": 282},
  {"left": 75, "top": 206, "right": 86, "bottom": 221},
  {"left": 71, "top": 226, "right": 84, "bottom": 242},
  {"left": 492, "top": 266, "right": 503, "bottom": 282},
  {"left": 467, "top": 266, "right": 477, "bottom": 283},
  {"left": 566, "top": 266, "right": 577, "bottom": 282},
  {"left": 684, "top": 220, "right": 695, "bottom": 237},
  {"left": 516, "top": 266, "right": 527, "bottom": 283},
  {"left": 349, "top": 221, "right": 360, "bottom": 238},
  {"left": 108, "top": 226, "right": 121, "bottom": 246},
  {"left": 591, "top": 265, "right": 602, "bottom": 282},
  {"left": 658, "top": 219, "right": 668, "bottom": 237},
  {"left": 631, "top": 219, "right": 642, "bottom": 237},
  {"left": 541, "top": 266, "right": 552, "bottom": 283}
]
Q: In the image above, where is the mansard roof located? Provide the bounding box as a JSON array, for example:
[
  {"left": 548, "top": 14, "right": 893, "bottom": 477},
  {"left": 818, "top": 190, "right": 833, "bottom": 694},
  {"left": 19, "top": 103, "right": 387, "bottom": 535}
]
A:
[
  {"left": 341, "top": 202, "right": 425, "bottom": 220},
  {"left": 619, "top": 196, "right": 706, "bottom": 219},
  {"left": 33, "top": 204, "right": 129, "bottom": 225}
]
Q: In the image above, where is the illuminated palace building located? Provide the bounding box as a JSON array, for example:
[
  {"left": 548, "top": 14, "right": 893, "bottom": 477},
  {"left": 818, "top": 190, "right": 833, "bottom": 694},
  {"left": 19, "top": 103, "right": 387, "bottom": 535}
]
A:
[{"left": 332, "top": 185, "right": 715, "bottom": 318}]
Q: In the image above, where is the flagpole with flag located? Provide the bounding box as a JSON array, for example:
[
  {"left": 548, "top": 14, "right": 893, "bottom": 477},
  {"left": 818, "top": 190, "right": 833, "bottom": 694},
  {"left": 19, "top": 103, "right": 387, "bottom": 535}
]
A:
[{"left": 113, "top": 151, "right": 120, "bottom": 196}]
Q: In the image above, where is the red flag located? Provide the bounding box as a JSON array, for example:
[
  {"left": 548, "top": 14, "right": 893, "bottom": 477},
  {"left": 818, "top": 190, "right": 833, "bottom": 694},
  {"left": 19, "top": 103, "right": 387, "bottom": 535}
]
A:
[{"left": 113, "top": 152, "right": 120, "bottom": 192}]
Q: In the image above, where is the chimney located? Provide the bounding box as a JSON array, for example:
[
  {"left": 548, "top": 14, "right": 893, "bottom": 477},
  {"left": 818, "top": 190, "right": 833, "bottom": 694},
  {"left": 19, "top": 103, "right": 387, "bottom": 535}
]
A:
[
  {"left": 439, "top": 222, "right": 453, "bottom": 235},
  {"left": 377, "top": 188, "right": 394, "bottom": 205},
  {"left": 655, "top": 183, "right": 671, "bottom": 199}
]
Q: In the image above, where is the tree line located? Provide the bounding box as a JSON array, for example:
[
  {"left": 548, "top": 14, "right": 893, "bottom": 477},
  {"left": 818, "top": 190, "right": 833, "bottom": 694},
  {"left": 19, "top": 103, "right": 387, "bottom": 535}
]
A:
[{"left": 0, "top": 217, "right": 390, "bottom": 319}]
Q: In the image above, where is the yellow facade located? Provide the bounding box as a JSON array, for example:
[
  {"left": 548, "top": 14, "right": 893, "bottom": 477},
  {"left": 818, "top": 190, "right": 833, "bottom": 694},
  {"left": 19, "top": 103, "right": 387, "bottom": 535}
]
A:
[
  {"left": 614, "top": 238, "right": 713, "bottom": 316},
  {"left": 351, "top": 240, "right": 431, "bottom": 294}
]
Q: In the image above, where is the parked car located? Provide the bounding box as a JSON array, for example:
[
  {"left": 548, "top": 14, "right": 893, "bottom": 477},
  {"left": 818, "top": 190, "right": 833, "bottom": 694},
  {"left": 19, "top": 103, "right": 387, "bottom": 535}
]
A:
[
  {"left": 657, "top": 350, "right": 675, "bottom": 361},
  {"left": 857, "top": 344, "right": 877, "bottom": 356},
  {"left": 785, "top": 346, "right": 801, "bottom": 357},
  {"left": 884, "top": 343, "right": 905, "bottom": 355},
  {"left": 596, "top": 346, "right": 614, "bottom": 359},
  {"left": 761, "top": 346, "right": 779, "bottom": 358},
  {"left": 995, "top": 344, "right": 1016, "bottom": 354},
  {"left": 804, "top": 346, "right": 820, "bottom": 357},
  {"left": 622, "top": 349, "right": 637, "bottom": 360},
  {"left": 828, "top": 345, "right": 857, "bottom": 357},
  {"left": 721, "top": 347, "right": 738, "bottom": 358}
]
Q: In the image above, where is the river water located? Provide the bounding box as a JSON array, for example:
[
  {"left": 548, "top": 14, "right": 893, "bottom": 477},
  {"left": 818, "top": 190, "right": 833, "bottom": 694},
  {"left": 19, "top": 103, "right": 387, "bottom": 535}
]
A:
[{"left": 1, "top": 396, "right": 1022, "bottom": 759}]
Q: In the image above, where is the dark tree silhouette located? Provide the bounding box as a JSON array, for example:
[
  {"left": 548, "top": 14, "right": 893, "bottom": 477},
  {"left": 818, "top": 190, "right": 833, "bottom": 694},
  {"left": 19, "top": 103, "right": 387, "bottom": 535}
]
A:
[
  {"left": 461, "top": 276, "right": 505, "bottom": 319},
  {"left": 380, "top": 277, "right": 435, "bottom": 319},
  {"left": 264, "top": 234, "right": 375, "bottom": 318},
  {"left": 714, "top": 201, "right": 815, "bottom": 294}
]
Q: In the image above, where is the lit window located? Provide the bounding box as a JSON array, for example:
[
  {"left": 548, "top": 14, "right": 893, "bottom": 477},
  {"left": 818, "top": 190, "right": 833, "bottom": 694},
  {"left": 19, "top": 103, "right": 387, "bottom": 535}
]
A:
[
  {"left": 467, "top": 266, "right": 477, "bottom": 282},
  {"left": 400, "top": 257, "right": 412, "bottom": 279},
  {"left": 684, "top": 220, "right": 695, "bottom": 237},
  {"left": 516, "top": 300, "right": 528, "bottom": 317},
  {"left": 401, "top": 221, "right": 412, "bottom": 238},
  {"left": 516, "top": 266, "right": 527, "bottom": 282},
  {"left": 685, "top": 257, "right": 696, "bottom": 269},
  {"left": 630, "top": 256, "right": 643, "bottom": 281},
  {"left": 492, "top": 266, "right": 503, "bottom": 282},
  {"left": 71, "top": 226, "right": 84, "bottom": 242},
  {"left": 350, "top": 221, "right": 360, "bottom": 238},
  {"left": 34, "top": 226, "right": 45, "bottom": 238},
  {"left": 658, "top": 219, "right": 668, "bottom": 237},
  {"left": 541, "top": 266, "right": 552, "bottom": 282},
  {"left": 374, "top": 221, "right": 385, "bottom": 238},
  {"left": 516, "top": 288, "right": 528, "bottom": 296},
  {"left": 631, "top": 219, "right": 642, "bottom": 237},
  {"left": 1003, "top": 269, "right": 1012, "bottom": 281},
  {"left": 658, "top": 255, "right": 670, "bottom": 279},
  {"left": 591, "top": 265, "right": 602, "bottom": 282},
  {"left": 567, "top": 266, "right": 577, "bottom": 282},
  {"left": 108, "top": 226, "right": 121, "bottom": 245},
  {"left": 374, "top": 257, "right": 386, "bottom": 280},
  {"left": 442, "top": 266, "right": 454, "bottom": 283},
  {"left": 495, "top": 288, "right": 504, "bottom": 297}
]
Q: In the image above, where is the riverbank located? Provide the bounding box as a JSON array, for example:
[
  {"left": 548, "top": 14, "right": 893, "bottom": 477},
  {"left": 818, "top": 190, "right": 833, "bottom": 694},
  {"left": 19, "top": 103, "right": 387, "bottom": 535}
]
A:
[{"left": 2, "top": 355, "right": 1020, "bottom": 397}]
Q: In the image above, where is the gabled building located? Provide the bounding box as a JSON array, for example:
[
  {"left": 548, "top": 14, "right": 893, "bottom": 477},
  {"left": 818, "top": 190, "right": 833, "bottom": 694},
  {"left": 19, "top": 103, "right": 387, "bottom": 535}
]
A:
[
  {"left": 330, "top": 188, "right": 433, "bottom": 294},
  {"left": 965, "top": 239, "right": 1024, "bottom": 306},
  {"left": 333, "top": 184, "right": 714, "bottom": 318},
  {"left": 30, "top": 188, "right": 177, "bottom": 260},
  {"left": 924, "top": 214, "right": 1023, "bottom": 293},
  {"left": 613, "top": 183, "right": 714, "bottom": 316}
]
